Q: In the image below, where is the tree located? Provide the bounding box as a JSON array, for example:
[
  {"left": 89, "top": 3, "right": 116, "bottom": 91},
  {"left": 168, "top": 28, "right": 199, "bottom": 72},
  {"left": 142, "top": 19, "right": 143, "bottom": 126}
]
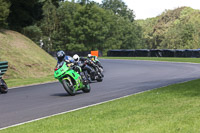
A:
[
  {"left": 101, "top": 0, "right": 135, "bottom": 22},
  {"left": 7, "top": 0, "right": 43, "bottom": 31},
  {"left": 40, "top": 0, "right": 58, "bottom": 52},
  {"left": 0, "top": 0, "right": 10, "bottom": 28}
]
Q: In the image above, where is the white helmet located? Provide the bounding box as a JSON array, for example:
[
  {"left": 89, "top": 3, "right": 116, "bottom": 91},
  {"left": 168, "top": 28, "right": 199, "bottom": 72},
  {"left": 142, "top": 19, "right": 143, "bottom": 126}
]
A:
[
  {"left": 73, "top": 54, "right": 80, "bottom": 62},
  {"left": 88, "top": 54, "right": 92, "bottom": 58}
]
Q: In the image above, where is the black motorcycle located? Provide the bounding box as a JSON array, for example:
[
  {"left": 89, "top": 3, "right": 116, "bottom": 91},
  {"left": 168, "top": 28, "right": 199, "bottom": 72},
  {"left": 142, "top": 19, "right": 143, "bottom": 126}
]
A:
[
  {"left": 84, "top": 59, "right": 104, "bottom": 82},
  {"left": 0, "top": 61, "right": 8, "bottom": 94},
  {"left": 0, "top": 78, "right": 8, "bottom": 93}
]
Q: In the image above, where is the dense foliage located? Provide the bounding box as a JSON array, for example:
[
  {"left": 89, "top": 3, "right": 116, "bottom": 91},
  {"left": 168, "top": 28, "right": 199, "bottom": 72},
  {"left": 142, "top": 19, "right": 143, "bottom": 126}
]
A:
[
  {"left": 0, "top": 0, "right": 10, "bottom": 28},
  {"left": 137, "top": 7, "right": 200, "bottom": 49},
  {"left": 2, "top": 1, "right": 200, "bottom": 53},
  {"left": 1, "top": 0, "right": 142, "bottom": 54}
]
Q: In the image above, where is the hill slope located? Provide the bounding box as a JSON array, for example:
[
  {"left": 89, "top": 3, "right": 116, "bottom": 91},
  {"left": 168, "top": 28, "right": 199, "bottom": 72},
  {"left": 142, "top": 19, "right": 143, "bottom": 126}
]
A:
[
  {"left": 0, "top": 30, "right": 56, "bottom": 79},
  {"left": 137, "top": 7, "right": 200, "bottom": 49}
]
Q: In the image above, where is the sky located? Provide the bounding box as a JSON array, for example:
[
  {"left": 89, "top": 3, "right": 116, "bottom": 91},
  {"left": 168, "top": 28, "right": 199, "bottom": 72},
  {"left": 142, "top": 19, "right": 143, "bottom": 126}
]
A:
[{"left": 92, "top": 0, "right": 200, "bottom": 19}]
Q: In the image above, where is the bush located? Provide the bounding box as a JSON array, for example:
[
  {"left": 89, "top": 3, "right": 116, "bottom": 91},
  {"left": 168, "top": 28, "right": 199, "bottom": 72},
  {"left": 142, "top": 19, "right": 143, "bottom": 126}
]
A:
[{"left": 22, "top": 25, "right": 42, "bottom": 44}]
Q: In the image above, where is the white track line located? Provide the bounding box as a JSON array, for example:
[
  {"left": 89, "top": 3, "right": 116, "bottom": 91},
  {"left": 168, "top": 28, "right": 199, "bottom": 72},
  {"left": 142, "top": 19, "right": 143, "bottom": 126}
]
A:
[{"left": 0, "top": 87, "right": 159, "bottom": 131}]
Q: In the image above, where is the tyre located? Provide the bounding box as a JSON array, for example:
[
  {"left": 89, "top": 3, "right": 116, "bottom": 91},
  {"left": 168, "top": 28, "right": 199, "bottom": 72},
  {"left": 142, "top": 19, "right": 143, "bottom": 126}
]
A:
[
  {"left": 96, "top": 72, "right": 103, "bottom": 82},
  {"left": 62, "top": 79, "right": 76, "bottom": 96},
  {"left": 96, "top": 78, "right": 103, "bottom": 82},
  {"left": 0, "top": 79, "right": 8, "bottom": 94},
  {"left": 82, "top": 84, "right": 91, "bottom": 93}
]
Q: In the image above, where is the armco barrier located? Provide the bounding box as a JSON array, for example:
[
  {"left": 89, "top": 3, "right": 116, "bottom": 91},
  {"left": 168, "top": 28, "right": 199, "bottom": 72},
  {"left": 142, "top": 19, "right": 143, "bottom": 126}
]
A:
[
  {"left": 174, "top": 50, "right": 185, "bottom": 57},
  {"left": 135, "top": 49, "right": 150, "bottom": 57},
  {"left": 107, "top": 50, "right": 135, "bottom": 57},
  {"left": 162, "top": 49, "right": 175, "bottom": 57},
  {"left": 0, "top": 61, "right": 8, "bottom": 78},
  {"left": 107, "top": 49, "right": 200, "bottom": 58},
  {"left": 193, "top": 50, "right": 200, "bottom": 58},
  {"left": 150, "top": 49, "right": 162, "bottom": 57}
]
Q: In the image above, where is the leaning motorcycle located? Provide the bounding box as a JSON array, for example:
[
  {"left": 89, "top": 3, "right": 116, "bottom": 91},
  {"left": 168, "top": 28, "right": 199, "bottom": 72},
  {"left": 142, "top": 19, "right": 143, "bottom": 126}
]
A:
[
  {"left": 91, "top": 57, "right": 103, "bottom": 73},
  {"left": 85, "top": 60, "right": 104, "bottom": 82},
  {"left": 0, "top": 78, "right": 8, "bottom": 94},
  {"left": 0, "top": 61, "right": 8, "bottom": 94},
  {"left": 54, "top": 61, "right": 91, "bottom": 96}
]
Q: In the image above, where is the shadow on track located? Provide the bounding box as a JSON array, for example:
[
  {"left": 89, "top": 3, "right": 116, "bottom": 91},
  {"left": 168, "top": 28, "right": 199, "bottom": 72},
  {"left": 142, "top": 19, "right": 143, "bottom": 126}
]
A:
[{"left": 51, "top": 91, "right": 84, "bottom": 97}]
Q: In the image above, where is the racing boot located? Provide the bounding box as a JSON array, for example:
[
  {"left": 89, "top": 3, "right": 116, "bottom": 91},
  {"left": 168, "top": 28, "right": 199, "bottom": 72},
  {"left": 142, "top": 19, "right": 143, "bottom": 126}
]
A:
[{"left": 80, "top": 72, "right": 88, "bottom": 85}]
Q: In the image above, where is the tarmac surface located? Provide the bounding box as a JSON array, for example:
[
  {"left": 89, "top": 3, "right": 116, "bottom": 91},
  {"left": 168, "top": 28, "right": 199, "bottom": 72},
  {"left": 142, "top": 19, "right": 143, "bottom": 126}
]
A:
[{"left": 1, "top": 59, "right": 200, "bottom": 129}]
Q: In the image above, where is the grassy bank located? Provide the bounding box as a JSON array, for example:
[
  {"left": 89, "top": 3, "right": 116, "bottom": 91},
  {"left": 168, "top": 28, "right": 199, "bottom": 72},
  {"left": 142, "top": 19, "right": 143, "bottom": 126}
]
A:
[
  {"left": 4, "top": 75, "right": 56, "bottom": 88},
  {"left": 0, "top": 30, "right": 57, "bottom": 87},
  {"left": 101, "top": 57, "right": 200, "bottom": 64},
  {"left": 1, "top": 79, "right": 200, "bottom": 133}
]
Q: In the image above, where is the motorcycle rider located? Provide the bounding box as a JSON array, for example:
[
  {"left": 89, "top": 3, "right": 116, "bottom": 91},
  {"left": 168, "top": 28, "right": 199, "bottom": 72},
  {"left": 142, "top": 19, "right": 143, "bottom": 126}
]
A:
[
  {"left": 73, "top": 54, "right": 96, "bottom": 81},
  {"left": 87, "top": 54, "right": 103, "bottom": 68},
  {"left": 57, "top": 51, "right": 74, "bottom": 64},
  {"left": 56, "top": 51, "right": 88, "bottom": 85}
]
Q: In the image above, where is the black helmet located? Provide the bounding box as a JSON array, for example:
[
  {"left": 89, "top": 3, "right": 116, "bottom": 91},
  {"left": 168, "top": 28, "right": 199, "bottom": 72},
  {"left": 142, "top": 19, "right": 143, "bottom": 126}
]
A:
[{"left": 56, "top": 50, "right": 65, "bottom": 62}]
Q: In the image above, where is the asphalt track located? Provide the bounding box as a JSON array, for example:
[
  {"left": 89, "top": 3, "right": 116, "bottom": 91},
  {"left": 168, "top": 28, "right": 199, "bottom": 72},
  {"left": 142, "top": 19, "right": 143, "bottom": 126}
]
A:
[{"left": 1, "top": 59, "right": 200, "bottom": 129}]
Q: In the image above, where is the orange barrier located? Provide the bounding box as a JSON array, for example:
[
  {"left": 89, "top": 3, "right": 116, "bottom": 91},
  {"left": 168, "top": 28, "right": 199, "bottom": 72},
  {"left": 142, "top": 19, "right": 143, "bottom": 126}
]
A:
[{"left": 91, "top": 51, "right": 98, "bottom": 57}]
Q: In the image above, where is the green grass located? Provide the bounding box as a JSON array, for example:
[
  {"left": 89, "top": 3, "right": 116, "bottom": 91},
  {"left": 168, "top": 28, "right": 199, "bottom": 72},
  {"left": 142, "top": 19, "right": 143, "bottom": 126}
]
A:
[
  {"left": 101, "top": 57, "right": 200, "bottom": 63},
  {"left": 0, "top": 30, "right": 57, "bottom": 88},
  {"left": 5, "top": 75, "right": 56, "bottom": 88},
  {"left": 0, "top": 30, "right": 56, "bottom": 80},
  {"left": 1, "top": 79, "right": 200, "bottom": 133}
]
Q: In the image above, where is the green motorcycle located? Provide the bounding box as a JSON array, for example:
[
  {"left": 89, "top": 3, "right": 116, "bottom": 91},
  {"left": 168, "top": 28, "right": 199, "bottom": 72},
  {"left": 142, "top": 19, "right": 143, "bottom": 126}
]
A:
[{"left": 54, "top": 61, "right": 91, "bottom": 96}]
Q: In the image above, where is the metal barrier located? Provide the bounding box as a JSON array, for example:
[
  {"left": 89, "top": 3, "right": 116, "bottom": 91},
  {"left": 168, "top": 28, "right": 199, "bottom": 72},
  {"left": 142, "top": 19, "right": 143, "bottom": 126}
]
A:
[
  {"left": 107, "top": 49, "right": 200, "bottom": 57},
  {"left": 0, "top": 61, "right": 8, "bottom": 78}
]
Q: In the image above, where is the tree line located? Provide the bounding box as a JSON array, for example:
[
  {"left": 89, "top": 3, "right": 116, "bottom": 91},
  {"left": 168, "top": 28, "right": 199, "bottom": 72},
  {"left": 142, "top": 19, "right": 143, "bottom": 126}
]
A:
[
  {"left": 1, "top": 1, "right": 200, "bottom": 54},
  {"left": 0, "top": 0, "right": 143, "bottom": 55},
  {"left": 137, "top": 7, "right": 200, "bottom": 50}
]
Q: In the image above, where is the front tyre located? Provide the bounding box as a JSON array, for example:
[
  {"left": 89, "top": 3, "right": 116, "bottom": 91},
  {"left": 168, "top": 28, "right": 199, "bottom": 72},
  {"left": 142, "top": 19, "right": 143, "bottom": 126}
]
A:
[
  {"left": 96, "top": 72, "right": 103, "bottom": 82},
  {"left": 62, "top": 79, "right": 76, "bottom": 96},
  {"left": 0, "top": 79, "right": 8, "bottom": 94},
  {"left": 82, "top": 84, "right": 91, "bottom": 93},
  {"left": 97, "top": 78, "right": 103, "bottom": 82}
]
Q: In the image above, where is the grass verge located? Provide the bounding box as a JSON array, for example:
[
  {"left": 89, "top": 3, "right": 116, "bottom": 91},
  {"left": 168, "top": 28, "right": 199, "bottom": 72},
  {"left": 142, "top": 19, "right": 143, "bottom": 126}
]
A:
[
  {"left": 5, "top": 75, "right": 56, "bottom": 88},
  {"left": 1, "top": 79, "right": 200, "bottom": 133},
  {"left": 100, "top": 57, "right": 200, "bottom": 64}
]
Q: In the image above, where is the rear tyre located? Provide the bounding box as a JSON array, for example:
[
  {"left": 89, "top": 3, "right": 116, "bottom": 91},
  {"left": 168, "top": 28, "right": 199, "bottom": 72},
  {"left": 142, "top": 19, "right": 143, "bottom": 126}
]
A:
[
  {"left": 0, "top": 79, "right": 8, "bottom": 94},
  {"left": 82, "top": 84, "right": 91, "bottom": 93},
  {"left": 62, "top": 79, "right": 75, "bottom": 96}
]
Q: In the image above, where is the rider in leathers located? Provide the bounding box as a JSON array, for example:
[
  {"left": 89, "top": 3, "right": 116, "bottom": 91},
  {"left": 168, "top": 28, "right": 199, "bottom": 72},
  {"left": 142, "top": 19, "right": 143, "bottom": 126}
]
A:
[
  {"left": 56, "top": 51, "right": 88, "bottom": 85},
  {"left": 73, "top": 54, "right": 96, "bottom": 81}
]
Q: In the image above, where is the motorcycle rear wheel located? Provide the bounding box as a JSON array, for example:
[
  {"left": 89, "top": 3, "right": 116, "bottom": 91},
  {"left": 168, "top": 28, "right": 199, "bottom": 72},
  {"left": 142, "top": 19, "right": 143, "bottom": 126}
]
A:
[
  {"left": 62, "top": 79, "right": 76, "bottom": 96},
  {"left": 0, "top": 79, "right": 8, "bottom": 94}
]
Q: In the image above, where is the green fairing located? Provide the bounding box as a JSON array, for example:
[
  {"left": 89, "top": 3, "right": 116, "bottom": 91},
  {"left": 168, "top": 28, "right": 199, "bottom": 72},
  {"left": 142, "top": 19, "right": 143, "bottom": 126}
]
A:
[{"left": 54, "top": 62, "right": 84, "bottom": 92}]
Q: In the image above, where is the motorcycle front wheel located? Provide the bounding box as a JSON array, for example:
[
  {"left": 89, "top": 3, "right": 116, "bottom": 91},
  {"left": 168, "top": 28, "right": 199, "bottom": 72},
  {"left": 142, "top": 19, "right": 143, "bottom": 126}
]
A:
[
  {"left": 62, "top": 79, "right": 76, "bottom": 96},
  {"left": 82, "top": 84, "right": 91, "bottom": 93}
]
